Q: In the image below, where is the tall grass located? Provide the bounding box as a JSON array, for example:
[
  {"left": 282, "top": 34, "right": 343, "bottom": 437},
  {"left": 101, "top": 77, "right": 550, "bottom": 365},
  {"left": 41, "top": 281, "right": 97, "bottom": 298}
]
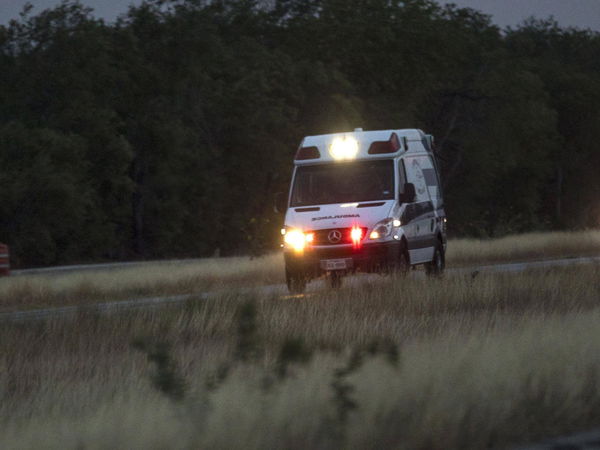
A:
[
  {"left": 0, "top": 253, "right": 283, "bottom": 311},
  {"left": 1, "top": 230, "right": 599, "bottom": 312},
  {"left": 449, "top": 229, "right": 600, "bottom": 266},
  {"left": 1, "top": 264, "right": 600, "bottom": 448}
]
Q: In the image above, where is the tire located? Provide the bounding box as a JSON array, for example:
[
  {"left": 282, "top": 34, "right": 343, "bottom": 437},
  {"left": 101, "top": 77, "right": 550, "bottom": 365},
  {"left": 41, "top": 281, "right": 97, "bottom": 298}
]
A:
[
  {"left": 425, "top": 242, "right": 445, "bottom": 277},
  {"left": 392, "top": 243, "right": 410, "bottom": 276},
  {"left": 286, "top": 268, "right": 306, "bottom": 294},
  {"left": 328, "top": 271, "right": 343, "bottom": 289}
]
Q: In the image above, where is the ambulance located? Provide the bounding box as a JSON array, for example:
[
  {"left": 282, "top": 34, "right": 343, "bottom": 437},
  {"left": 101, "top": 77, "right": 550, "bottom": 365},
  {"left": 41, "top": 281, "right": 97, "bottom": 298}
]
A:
[{"left": 279, "top": 128, "right": 447, "bottom": 293}]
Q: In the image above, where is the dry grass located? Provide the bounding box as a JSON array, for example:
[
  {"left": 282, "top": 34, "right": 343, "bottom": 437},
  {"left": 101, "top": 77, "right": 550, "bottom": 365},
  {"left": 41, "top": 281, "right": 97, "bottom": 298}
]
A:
[
  {"left": 449, "top": 229, "right": 600, "bottom": 267},
  {"left": 1, "top": 230, "right": 599, "bottom": 312},
  {"left": 1, "top": 264, "right": 600, "bottom": 448},
  {"left": 0, "top": 253, "right": 283, "bottom": 311}
]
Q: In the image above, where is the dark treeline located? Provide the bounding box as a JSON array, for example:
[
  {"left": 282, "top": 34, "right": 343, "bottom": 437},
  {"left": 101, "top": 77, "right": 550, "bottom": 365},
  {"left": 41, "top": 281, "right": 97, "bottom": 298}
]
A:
[{"left": 1, "top": 0, "right": 599, "bottom": 267}]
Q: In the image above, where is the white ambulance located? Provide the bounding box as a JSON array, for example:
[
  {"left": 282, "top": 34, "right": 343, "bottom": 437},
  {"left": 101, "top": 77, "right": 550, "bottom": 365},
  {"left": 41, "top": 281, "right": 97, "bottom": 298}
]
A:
[{"left": 279, "top": 128, "right": 447, "bottom": 293}]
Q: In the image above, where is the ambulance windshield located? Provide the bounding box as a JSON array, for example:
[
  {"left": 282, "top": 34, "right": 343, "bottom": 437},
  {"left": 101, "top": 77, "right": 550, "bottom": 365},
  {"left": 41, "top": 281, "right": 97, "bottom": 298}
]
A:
[{"left": 290, "top": 160, "right": 394, "bottom": 207}]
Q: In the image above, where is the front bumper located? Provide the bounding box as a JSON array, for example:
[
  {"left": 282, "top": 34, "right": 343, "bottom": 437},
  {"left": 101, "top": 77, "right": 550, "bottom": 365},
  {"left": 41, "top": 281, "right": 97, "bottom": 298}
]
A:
[{"left": 284, "top": 241, "right": 401, "bottom": 278}]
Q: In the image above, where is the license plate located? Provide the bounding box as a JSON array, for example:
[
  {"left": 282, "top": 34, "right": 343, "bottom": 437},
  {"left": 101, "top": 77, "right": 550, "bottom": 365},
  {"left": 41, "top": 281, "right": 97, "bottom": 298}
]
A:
[{"left": 320, "top": 258, "right": 352, "bottom": 271}]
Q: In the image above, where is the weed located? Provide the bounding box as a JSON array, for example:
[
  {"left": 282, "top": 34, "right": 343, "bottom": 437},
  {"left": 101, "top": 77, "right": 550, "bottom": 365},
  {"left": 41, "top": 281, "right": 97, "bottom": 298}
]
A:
[
  {"left": 205, "top": 363, "right": 231, "bottom": 391},
  {"left": 365, "top": 338, "right": 401, "bottom": 366},
  {"left": 276, "top": 337, "right": 312, "bottom": 379},
  {"left": 331, "top": 350, "right": 362, "bottom": 423},
  {"left": 132, "top": 337, "right": 187, "bottom": 402},
  {"left": 234, "top": 300, "right": 260, "bottom": 362}
]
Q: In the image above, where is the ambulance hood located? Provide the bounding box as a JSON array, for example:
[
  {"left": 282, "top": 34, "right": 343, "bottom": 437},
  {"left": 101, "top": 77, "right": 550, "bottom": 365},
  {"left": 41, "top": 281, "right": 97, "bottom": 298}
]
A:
[{"left": 285, "top": 200, "right": 395, "bottom": 232}]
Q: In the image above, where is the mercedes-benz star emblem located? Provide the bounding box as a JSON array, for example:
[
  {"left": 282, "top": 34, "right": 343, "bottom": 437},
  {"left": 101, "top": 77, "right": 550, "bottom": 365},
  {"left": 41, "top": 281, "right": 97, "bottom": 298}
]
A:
[{"left": 328, "top": 230, "right": 342, "bottom": 244}]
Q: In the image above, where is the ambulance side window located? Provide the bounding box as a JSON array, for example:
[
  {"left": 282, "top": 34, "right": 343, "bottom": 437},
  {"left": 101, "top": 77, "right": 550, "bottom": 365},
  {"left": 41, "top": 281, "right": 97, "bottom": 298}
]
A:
[
  {"left": 421, "top": 156, "right": 441, "bottom": 203},
  {"left": 421, "top": 155, "right": 443, "bottom": 206},
  {"left": 397, "top": 159, "right": 407, "bottom": 196},
  {"left": 431, "top": 155, "right": 444, "bottom": 204},
  {"left": 406, "top": 157, "right": 428, "bottom": 201},
  {"left": 401, "top": 203, "right": 415, "bottom": 224}
]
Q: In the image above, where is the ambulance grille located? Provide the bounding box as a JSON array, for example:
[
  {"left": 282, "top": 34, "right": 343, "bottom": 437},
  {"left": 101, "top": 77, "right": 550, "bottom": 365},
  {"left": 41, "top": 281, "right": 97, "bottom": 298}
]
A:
[{"left": 312, "top": 227, "right": 368, "bottom": 246}]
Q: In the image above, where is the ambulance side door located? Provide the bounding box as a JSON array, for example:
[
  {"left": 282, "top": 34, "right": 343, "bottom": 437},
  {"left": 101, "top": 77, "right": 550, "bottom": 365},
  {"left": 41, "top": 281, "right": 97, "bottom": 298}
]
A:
[
  {"left": 422, "top": 154, "right": 446, "bottom": 246},
  {"left": 403, "top": 156, "right": 436, "bottom": 263},
  {"left": 398, "top": 159, "right": 416, "bottom": 248}
]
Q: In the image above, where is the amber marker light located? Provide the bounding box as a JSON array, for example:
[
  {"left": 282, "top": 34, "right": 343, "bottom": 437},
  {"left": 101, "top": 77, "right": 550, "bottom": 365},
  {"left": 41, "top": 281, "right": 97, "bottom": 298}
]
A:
[
  {"left": 284, "top": 229, "right": 306, "bottom": 252},
  {"left": 284, "top": 229, "right": 314, "bottom": 253}
]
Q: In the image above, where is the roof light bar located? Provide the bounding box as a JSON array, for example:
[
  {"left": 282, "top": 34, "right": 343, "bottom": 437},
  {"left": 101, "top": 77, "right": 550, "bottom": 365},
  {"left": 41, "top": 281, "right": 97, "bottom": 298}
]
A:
[
  {"left": 329, "top": 136, "right": 359, "bottom": 160},
  {"left": 368, "top": 132, "right": 401, "bottom": 154},
  {"left": 295, "top": 146, "right": 321, "bottom": 160}
]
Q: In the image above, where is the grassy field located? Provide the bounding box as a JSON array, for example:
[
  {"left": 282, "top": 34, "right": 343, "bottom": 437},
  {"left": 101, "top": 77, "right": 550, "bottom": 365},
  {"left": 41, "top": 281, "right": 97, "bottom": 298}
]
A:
[
  {"left": 449, "top": 230, "right": 600, "bottom": 266},
  {"left": 1, "top": 263, "right": 600, "bottom": 448},
  {"left": 1, "top": 230, "right": 599, "bottom": 312}
]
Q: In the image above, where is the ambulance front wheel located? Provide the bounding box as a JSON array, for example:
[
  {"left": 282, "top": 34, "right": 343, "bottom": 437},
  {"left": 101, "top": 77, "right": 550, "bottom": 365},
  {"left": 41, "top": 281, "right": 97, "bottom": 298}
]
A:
[
  {"left": 397, "top": 245, "right": 410, "bottom": 275},
  {"left": 390, "top": 242, "right": 410, "bottom": 276},
  {"left": 328, "top": 271, "right": 343, "bottom": 289},
  {"left": 286, "top": 267, "right": 307, "bottom": 294}
]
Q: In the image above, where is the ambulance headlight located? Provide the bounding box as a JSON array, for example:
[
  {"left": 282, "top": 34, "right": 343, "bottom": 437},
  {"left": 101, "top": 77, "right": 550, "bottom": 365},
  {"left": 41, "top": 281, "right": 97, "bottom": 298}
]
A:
[
  {"left": 369, "top": 218, "right": 399, "bottom": 239},
  {"left": 329, "top": 136, "right": 359, "bottom": 160},
  {"left": 284, "top": 229, "right": 313, "bottom": 252}
]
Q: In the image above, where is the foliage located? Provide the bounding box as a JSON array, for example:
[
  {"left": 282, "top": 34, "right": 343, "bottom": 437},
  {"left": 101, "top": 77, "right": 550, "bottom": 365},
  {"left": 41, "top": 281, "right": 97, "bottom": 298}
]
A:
[
  {"left": 132, "top": 336, "right": 187, "bottom": 401},
  {"left": 0, "top": 0, "right": 599, "bottom": 266}
]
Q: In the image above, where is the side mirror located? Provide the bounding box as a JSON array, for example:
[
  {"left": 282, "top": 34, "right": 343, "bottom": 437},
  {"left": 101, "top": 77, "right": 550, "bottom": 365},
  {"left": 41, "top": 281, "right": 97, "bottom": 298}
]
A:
[
  {"left": 274, "top": 192, "right": 287, "bottom": 213},
  {"left": 399, "top": 183, "right": 416, "bottom": 203}
]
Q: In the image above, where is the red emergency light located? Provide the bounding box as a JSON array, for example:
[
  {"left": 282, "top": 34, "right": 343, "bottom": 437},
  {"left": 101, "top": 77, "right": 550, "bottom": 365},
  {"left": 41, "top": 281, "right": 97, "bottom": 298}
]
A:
[
  {"left": 368, "top": 132, "right": 401, "bottom": 154},
  {"left": 350, "top": 226, "right": 365, "bottom": 248},
  {"left": 295, "top": 146, "right": 321, "bottom": 160}
]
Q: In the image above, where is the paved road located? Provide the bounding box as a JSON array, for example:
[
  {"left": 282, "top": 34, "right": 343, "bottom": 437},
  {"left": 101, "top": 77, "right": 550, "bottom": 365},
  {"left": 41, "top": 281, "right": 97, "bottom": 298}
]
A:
[
  {"left": 12, "top": 258, "right": 205, "bottom": 276},
  {"left": 514, "top": 429, "right": 600, "bottom": 449},
  {"left": 2, "top": 256, "right": 599, "bottom": 323}
]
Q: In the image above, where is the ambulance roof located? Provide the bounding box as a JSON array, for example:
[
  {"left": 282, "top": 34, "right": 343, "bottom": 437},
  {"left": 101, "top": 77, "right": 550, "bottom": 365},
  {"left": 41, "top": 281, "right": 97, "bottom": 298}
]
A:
[{"left": 295, "top": 128, "right": 431, "bottom": 165}]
